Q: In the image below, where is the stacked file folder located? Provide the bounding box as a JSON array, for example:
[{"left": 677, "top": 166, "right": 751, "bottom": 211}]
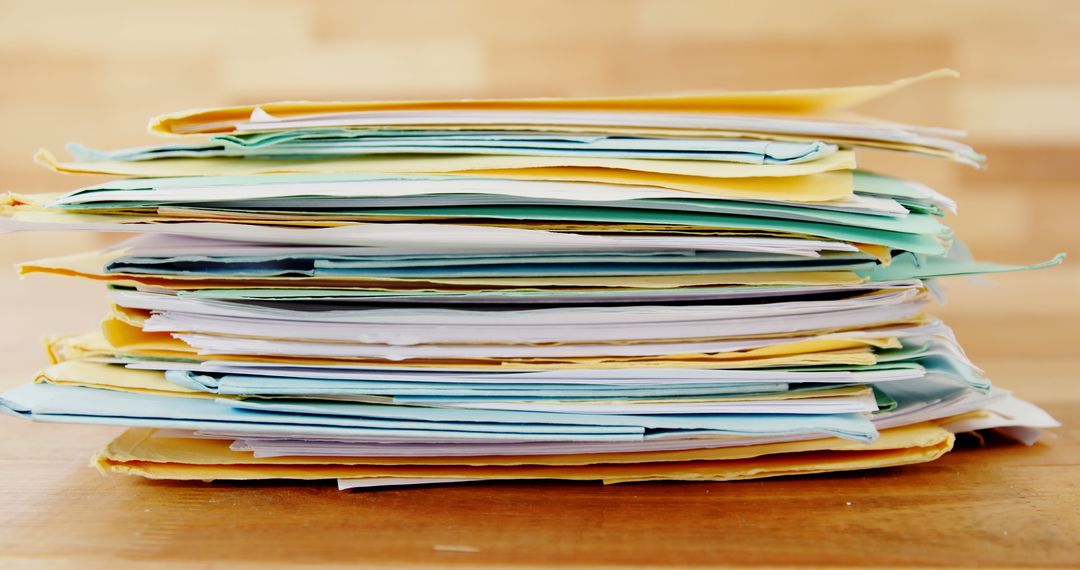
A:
[{"left": 0, "top": 70, "right": 1063, "bottom": 488}]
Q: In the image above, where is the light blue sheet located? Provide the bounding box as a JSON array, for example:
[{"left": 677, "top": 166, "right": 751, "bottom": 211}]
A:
[
  {"left": 0, "top": 383, "right": 642, "bottom": 441},
  {"left": 224, "top": 398, "right": 876, "bottom": 441},
  {"left": 0, "top": 382, "right": 878, "bottom": 442},
  {"left": 165, "top": 370, "right": 786, "bottom": 398}
]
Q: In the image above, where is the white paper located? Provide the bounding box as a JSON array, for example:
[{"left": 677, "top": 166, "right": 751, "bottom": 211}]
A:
[
  {"left": 51, "top": 175, "right": 910, "bottom": 217},
  {"left": 163, "top": 298, "right": 925, "bottom": 352},
  {"left": 115, "top": 288, "right": 920, "bottom": 326}
]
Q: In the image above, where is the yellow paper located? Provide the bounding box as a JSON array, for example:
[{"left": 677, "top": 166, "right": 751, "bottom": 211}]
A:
[
  {"left": 148, "top": 70, "right": 957, "bottom": 135},
  {"left": 467, "top": 167, "right": 853, "bottom": 201},
  {"left": 35, "top": 360, "right": 214, "bottom": 398},
  {"left": 855, "top": 243, "right": 892, "bottom": 264},
  {"left": 34, "top": 148, "right": 856, "bottom": 180},
  {"left": 92, "top": 423, "right": 955, "bottom": 482}
]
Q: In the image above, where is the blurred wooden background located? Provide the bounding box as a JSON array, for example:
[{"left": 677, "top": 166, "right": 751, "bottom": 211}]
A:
[{"left": 0, "top": 0, "right": 1077, "bottom": 406}]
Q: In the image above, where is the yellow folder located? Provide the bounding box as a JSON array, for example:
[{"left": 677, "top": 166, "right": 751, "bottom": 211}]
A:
[
  {"left": 148, "top": 70, "right": 957, "bottom": 136},
  {"left": 92, "top": 423, "right": 955, "bottom": 483}
]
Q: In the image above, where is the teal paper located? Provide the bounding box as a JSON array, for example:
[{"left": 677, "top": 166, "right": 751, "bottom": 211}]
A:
[{"left": 859, "top": 252, "right": 1065, "bottom": 281}]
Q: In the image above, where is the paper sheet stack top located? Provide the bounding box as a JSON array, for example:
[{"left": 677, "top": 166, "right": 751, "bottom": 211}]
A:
[{"left": 0, "top": 70, "right": 1065, "bottom": 488}]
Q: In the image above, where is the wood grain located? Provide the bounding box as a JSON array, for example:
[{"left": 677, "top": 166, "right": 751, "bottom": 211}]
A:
[
  {"left": 0, "top": 0, "right": 1078, "bottom": 567},
  {"left": 0, "top": 411, "right": 1076, "bottom": 569}
]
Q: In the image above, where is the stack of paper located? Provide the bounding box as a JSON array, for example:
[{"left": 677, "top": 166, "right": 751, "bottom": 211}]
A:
[{"left": 0, "top": 70, "right": 1063, "bottom": 488}]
